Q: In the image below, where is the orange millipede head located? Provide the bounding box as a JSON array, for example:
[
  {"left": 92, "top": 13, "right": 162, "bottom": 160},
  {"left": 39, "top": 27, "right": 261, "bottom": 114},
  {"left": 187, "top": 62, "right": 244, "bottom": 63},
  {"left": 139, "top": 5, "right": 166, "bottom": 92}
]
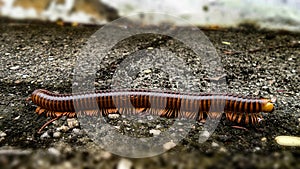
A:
[{"left": 261, "top": 99, "right": 275, "bottom": 113}]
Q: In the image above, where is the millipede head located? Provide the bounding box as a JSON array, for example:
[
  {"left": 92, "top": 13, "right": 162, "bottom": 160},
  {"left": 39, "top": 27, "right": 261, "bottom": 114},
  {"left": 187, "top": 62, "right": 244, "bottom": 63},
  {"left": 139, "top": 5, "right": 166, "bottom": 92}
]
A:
[{"left": 261, "top": 99, "right": 275, "bottom": 113}]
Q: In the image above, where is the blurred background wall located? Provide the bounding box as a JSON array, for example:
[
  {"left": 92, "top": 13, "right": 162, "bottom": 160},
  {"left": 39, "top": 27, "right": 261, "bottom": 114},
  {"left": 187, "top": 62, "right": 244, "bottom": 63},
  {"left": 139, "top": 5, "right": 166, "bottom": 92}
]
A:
[{"left": 0, "top": 0, "right": 300, "bottom": 31}]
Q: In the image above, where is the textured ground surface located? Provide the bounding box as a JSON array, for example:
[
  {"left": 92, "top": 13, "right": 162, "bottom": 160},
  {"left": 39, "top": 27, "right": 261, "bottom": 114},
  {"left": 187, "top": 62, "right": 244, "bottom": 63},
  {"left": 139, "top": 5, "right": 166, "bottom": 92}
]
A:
[{"left": 0, "top": 19, "right": 299, "bottom": 169}]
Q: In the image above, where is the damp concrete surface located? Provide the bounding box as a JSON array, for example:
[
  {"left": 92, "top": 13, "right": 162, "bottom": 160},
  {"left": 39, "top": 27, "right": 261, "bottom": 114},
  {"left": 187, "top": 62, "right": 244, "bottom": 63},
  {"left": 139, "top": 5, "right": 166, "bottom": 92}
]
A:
[{"left": 0, "top": 20, "right": 299, "bottom": 169}]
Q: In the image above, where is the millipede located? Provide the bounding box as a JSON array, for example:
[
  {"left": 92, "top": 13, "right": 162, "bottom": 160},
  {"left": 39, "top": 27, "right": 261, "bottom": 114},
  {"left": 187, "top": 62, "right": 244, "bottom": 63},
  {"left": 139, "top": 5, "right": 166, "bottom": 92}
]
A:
[{"left": 27, "top": 89, "right": 275, "bottom": 133}]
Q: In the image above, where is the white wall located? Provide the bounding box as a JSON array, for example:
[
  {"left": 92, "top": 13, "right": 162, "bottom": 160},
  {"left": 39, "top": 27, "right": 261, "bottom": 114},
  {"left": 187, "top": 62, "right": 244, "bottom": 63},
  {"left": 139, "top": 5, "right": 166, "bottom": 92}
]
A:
[{"left": 1, "top": 0, "right": 300, "bottom": 31}]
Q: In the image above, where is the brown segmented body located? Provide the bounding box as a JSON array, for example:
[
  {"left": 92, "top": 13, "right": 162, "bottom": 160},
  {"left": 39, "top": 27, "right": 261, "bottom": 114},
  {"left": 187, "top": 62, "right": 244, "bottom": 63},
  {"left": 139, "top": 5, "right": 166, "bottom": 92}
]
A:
[{"left": 28, "top": 89, "right": 275, "bottom": 133}]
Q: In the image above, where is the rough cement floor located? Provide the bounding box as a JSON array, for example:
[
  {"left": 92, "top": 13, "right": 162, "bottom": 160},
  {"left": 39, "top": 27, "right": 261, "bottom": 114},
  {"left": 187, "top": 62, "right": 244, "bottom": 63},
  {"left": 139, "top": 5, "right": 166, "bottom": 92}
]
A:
[{"left": 0, "top": 19, "right": 299, "bottom": 169}]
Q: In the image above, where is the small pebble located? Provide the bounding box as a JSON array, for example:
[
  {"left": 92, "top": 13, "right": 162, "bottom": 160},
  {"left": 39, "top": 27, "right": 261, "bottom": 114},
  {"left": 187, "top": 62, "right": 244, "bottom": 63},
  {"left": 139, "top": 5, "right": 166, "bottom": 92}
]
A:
[
  {"left": 48, "top": 57, "right": 54, "bottom": 61},
  {"left": 155, "top": 124, "right": 162, "bottom": 129},
  {"left": 57, "top": 125, "right": 69, "bottom": 132},
  {"left": 108, "top": 114, "right": 120, "bottom": 119},
  {"left": 0, "top": 131, "right": 7, "bottom": 137},
  {"left": 61, "top": 162, "right": 72, "bottom": 169},
  {"left": 200, "top": 130, "right": 210, "bottom": 138},
  {"left": 143, "top": 69, "right": 152, "bottom": 74},
  {"left": 177, "top": 122, "right": 183, "bottom": 126},
  {"left": 163, "top": 141, "right": 176, "bottom": 150},
  {"left": 137, "top": 119, "right": 144, "bottom": 123},
  {"left": 10, "top": 66, "right": 20, "bottom": 70},
  {"left": 101, "top": 151, "right": 112, "bottom": 159},
  {"left": 261, "top": 137, "right": 267, "bottom": 142},
  {"left": 48, "top": 147, "right": 60, "bottom": 157},
  {"left": 221, "top": 41, "right": 231, "bottom": 45},
  {"left": 67, "top": 118, "right": 79, "bottom": 128},
  {"left": 14, "top": 116, "right": 20, "bottom": 120},
  {"left": 72, "top": 128, "right": 81, "bottom": 134},
  {"left": 53, "top": 132, "right": 61, "bottom": 138},
  {"left": 212, "top": 142, "right": 219, "bottom": 147},
  {"left": 219, "top": 147, "right": 227, "bottom": 153},
  {"left": 275, "top": 136, "right": 300, "bottom": 146},
  {"left": 14, "top": 80, "right": 21, "bottom": 84},
  {"left": 40, "top": 132, "right": 50, "bottom": 139},
  {"left": 254, "top": 147, "right": 261, "bottom": 151},
  {"left": 117, "top": 158, "right": 132, "bottom": 169},
  {"left": 147, "top": 115, "right": 154, "bottom": 120},
  {"left": 147, "top": 47, "right": 154, "bottom": 50},
  {"left": 22, "top": 75, "right": 29, "bottom": 79},
  {"left": 149, "top": 129, "right": 161, "bottom": 136}
]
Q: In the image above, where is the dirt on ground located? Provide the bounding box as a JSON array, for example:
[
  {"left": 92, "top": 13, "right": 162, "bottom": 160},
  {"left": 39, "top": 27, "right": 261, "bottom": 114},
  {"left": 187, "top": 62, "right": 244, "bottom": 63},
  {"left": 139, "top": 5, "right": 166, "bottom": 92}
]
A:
[{"left": 0, "top": 19, "right": 299, "bottom": 169}]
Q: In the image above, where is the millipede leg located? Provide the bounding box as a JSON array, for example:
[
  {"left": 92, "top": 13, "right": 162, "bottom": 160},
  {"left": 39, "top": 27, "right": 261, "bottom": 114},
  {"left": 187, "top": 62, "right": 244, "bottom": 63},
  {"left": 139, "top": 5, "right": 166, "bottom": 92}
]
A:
[{"left": 37, "top": 116, "right": 62, "bottom": 134}]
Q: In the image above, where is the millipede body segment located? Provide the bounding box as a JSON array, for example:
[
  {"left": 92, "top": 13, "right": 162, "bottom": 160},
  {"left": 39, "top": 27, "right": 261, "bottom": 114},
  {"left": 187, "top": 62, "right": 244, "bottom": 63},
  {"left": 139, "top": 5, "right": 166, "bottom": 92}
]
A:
[{"left": 28, "top": 89, "right": 275, "bottom": 133}]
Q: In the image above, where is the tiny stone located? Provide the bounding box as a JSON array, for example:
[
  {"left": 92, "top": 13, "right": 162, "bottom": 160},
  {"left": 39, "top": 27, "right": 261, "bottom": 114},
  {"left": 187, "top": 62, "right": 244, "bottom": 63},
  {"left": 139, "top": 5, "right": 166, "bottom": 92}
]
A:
[
  {"left": 275, "top": 136, "right": 300, "bottom": 146},
  {"left": 221, "top": 41, "right": 231, "bottom": 45},
  {"left": 48, "top": 147, "right": 60, "bottom": 157},
  {"left": 117, "top": 158, "right": 132, "bottom": 169},
  {"left": 149, "top": 129, "right": 161, "bottom": 136},
  {"left": 57, "top": 125, "right": 69, "bottom": 132},
  {"left": 212, "top": 142, "right": 219, "bottom": 147},
  {"left": 156, "top": 124, "right": 162, "bottom": 129},
  {"left": 254, "top": 147, "right": 261, "bottom": 151},
  {"left": 53, "top": 132, "right": 61, "bottom": 138},
  {"left": 143, "top": 69, "right": 152, "bottom": 74},
  {"left": 14, "top": 80, "right": 21, "bottom": 84},
  {"left": 48, "top": 57, "right": 54, "bottom": 61},
  {"left": 261, "top": 137, "right": 267, "bottom": 142},
  {"left": 137, "top": 119, "right": 144, "bottom": 123},
  {"left": 108, "top": 114, "right": 120, "bottom": 119},
  {"left": 40, "top": 132, "right": 50, "bottom": 139},
  {"left": 147, "top": 115, "right": 154, "bottom": 120},
  {"left": 94, "top": 82, "right": 100, "bottom": 86},
  {"left": 10, "top": 66, "right": 20, "bottom": 70},
  {"left": 177, "top": 122, "right": 183, "bottom": 126},
  {"left": 200, "top": 130, "right": 210, "bottom": 138},
  {"left": 0, "top": 131, "right": 7, "bottom": 137},
  {"left": 67, "top": 118, "right": 79, "bottom": 128},
  {"left": 72, "top": 128, "right": 81, "bottom": 134},
  {"left": 22, "top": 74, "right": 29, "bottom": 78},
  {"left": 147, "top": 47, "right": 154, "bottom": 50},
  {"left": 61, "top": 162, "right": 72, "bottom": 169},
  {"left": 219, "top": 147, "right": 227, "bottom": 153},
  {"left": 163, "top": 141, "right": 176, "bottom": 150},
  {"left": 101, "top": 151, "right": 112, "bottom": 159}
]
